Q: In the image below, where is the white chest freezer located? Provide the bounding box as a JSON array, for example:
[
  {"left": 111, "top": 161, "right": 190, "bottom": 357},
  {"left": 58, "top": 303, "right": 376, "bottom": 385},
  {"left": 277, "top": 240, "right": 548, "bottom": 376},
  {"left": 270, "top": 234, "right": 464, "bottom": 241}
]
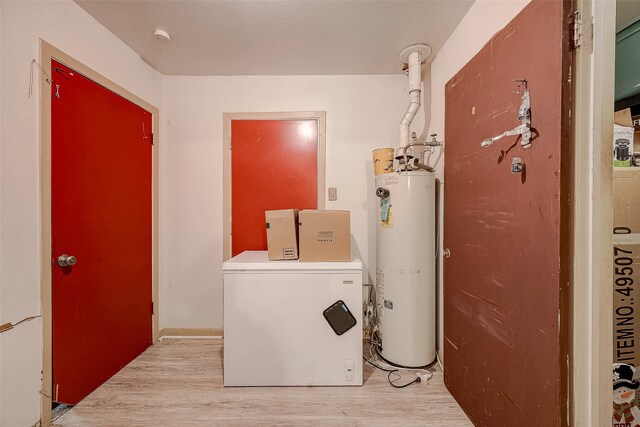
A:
[{"left": 223, "top": 251, "right": 363, "bottom": 386}]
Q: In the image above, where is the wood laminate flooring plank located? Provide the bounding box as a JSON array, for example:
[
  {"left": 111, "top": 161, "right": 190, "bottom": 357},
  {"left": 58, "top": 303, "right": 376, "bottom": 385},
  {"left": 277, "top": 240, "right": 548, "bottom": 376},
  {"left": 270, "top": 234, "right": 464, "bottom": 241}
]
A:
[{"left": 53, "top": 339, "right": 471, "bottom": 426}]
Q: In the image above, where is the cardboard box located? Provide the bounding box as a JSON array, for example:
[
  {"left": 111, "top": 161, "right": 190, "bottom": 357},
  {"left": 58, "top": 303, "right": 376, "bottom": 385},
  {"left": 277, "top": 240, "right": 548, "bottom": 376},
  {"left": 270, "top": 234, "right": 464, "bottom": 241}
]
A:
[
  {"left": 612, "top": 114, "right": 640, "bottom": 417},
  {"left": 613, "top": 243, "right": 640, "bottom": 364},
  {"left": 265, "top": 209, "right": 299, "bottom": 260},
  {"left": 614, "top": 108, "right": 639, "bottom": 166},
  {"left": 613, "top": 169, "right": 640, "bottom": 234},
  {"left": 615, "top": 107, "right": 640, "bottom": 146},
  {"left": 633, "top": 109, "right": 640, "bottom": 163},
  {"left": 613, "top": 167, "right": 640, "bottom": 402},
  {"left": 298, "top": 210, "right": 350, "bottom": 262},
  {"left": 614, "top": 124, "right": 634, "bottom": 167},
  {"left": 612, "top": 241, "right": 640, "bottom": 411}
]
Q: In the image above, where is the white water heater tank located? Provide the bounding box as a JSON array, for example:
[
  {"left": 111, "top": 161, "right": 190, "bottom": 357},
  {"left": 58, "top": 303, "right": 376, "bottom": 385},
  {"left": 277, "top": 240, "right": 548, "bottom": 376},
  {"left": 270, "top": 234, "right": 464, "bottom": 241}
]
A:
[{"left": 375, "top": 170, "right": 436, "bottom": 367}]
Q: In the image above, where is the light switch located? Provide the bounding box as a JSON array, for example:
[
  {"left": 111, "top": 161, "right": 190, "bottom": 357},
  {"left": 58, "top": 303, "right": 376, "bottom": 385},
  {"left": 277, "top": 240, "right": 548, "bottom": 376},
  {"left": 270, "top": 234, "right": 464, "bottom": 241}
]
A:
[
  {"left": 328, "top": 187, "right": 337, "bottom": 201},
  {"left": 344, "top": 359, "right": 354, "bottom": 382}
]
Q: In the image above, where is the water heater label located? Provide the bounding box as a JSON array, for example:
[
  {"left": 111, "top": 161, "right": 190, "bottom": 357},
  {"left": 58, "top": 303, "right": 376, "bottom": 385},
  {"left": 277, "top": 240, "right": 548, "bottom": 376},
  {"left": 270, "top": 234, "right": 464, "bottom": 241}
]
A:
[{"left": 383, "top": 176, "right": 399, "bottom": 187}]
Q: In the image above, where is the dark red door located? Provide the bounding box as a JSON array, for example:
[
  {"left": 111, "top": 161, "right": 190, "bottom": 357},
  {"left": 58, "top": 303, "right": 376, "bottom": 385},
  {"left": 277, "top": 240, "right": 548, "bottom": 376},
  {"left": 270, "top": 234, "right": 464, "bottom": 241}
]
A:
[
  {"left": 51, "top": 59, "right": 153, "bottom": 405},
  {"left": 443, "top": 1, "right": 572, "bottom": 425},
  {"left": 231, "top": 119, "right": 318, "bottom": 256}
]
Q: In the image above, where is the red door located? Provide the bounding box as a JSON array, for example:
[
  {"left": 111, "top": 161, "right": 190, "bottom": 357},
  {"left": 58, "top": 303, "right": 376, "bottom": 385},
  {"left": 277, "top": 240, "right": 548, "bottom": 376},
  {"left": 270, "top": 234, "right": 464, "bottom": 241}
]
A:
[
  {"left": 51, "top": 59, "right": 153, "bottom": 405},
  {"left": 231, "top": 119, "right": 318, "bottom": 256},
  {"left": 443, "top": 1, "right": 572, "bottom": 425}
]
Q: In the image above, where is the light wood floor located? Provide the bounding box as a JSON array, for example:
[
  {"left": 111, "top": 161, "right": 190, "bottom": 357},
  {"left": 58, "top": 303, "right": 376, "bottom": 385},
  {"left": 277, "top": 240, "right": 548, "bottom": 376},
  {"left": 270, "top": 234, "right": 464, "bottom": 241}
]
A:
[{"left": 54, "top": 339, "right": 471, "bottom": 426}]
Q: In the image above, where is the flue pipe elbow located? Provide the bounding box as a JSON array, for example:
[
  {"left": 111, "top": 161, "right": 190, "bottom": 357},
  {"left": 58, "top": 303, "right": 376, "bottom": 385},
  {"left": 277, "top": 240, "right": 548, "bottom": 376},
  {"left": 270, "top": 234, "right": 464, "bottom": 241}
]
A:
[{"left": 399, "top": 51, "right": 422, "bottom": 147}]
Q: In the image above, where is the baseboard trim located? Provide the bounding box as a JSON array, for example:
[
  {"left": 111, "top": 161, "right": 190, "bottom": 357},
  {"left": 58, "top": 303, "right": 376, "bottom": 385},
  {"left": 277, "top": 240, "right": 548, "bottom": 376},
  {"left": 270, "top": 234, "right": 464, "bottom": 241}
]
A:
[{"left": 159, "top": 328, "right": 223, "bottom": 339}]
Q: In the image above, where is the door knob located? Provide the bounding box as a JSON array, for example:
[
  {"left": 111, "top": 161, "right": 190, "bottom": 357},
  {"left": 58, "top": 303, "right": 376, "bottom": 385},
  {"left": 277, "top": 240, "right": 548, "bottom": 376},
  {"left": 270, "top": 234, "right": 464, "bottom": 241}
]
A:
[{"left": 57, "top": 254, "right": 77, "bottom": 267}]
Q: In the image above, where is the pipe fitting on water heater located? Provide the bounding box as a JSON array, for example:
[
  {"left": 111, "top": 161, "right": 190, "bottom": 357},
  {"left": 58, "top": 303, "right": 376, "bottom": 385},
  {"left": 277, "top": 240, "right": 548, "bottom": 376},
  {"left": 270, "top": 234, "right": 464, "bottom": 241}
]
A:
[
  {"left": 397, "top": 43, "right": 432, "bottom": 170},
  {"left": 399, "top": 51, "right": 423, "bottom": 148}
]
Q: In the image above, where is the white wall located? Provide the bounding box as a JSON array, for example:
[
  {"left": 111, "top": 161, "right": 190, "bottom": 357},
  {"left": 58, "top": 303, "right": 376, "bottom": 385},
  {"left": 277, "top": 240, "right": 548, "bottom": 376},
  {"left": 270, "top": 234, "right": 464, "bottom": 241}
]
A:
[
  {"left": 160, "top": 75, "right": 424, "bottom": 329},
  {"left": 0, "top": 2, "right": 4, "bottom": 421},
  {"left": 426, "top": 0, "right": 532, "bottom": 362},
  {"left": 0, "top": 1, "right": 162, "bottom": 425}
]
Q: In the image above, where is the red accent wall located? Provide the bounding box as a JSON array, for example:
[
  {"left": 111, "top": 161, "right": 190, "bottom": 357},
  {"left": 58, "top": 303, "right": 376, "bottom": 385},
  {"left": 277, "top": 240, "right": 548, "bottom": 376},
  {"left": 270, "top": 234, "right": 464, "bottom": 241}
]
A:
[{"left": 231, "top": 119, "right": 318, "bottom": 256}]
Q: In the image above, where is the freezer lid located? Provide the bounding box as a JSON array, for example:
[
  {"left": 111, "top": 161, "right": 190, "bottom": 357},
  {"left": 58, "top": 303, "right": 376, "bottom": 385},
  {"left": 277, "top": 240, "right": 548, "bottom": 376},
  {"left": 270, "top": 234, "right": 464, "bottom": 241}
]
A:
[{"left": 223, "top": 251, "right": 362, "bottom": 272}]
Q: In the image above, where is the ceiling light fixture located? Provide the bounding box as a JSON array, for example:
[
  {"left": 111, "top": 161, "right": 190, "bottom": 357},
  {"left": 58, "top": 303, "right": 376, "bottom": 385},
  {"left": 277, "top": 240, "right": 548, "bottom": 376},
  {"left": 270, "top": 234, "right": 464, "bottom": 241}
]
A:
[{"left": 153, "top": 28, "right": 171, "bottom": 42}]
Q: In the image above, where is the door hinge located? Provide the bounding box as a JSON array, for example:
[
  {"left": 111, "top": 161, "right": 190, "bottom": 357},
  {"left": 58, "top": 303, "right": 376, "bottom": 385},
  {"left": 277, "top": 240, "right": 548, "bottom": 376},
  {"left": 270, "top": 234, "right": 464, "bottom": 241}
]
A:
[
  {"left": 151, "top": 301, "right": 155, "bottom": 315},
  {"left": 152, "top": 133, "right": 155, "bottom": 146},
  {"left": 572, "top": 11, "right": 592, "bottom": 50}
]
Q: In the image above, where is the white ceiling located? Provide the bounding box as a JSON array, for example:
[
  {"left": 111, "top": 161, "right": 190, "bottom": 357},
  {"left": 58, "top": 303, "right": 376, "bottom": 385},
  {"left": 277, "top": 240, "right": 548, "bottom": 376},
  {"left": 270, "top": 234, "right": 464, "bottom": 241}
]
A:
[{"left": 74, "top": 0, "right": 475, "bottom": 76}]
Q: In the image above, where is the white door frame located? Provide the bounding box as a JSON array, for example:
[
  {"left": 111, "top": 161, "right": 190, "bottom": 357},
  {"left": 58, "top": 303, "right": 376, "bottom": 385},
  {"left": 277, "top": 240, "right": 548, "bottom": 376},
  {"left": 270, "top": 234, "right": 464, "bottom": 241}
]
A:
[
  {"left": 222, "top": 112, "right": 326, "bottom": 261},
  {"left": 571, "top": 0, "right": 615, "bottom": 425},
  {"left": 39, "top": 40, "right": 160, "bottom": 426}
]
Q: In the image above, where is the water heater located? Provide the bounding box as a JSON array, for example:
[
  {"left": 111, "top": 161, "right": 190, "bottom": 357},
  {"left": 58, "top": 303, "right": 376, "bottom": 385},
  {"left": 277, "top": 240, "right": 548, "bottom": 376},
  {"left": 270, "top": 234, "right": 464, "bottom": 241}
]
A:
[{"left": 375, "top": 170, "right": 436, "bottom": 367}]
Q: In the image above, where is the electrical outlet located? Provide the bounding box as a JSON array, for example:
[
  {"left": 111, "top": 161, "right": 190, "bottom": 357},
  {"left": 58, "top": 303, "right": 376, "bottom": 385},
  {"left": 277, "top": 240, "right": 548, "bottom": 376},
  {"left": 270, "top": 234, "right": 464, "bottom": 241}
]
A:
[
  {"left": 328, "top": 187, "right": 337, "bottom": 201},
  {"left": 344, "top": 359, "right": 354, "bottom": 382}
]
